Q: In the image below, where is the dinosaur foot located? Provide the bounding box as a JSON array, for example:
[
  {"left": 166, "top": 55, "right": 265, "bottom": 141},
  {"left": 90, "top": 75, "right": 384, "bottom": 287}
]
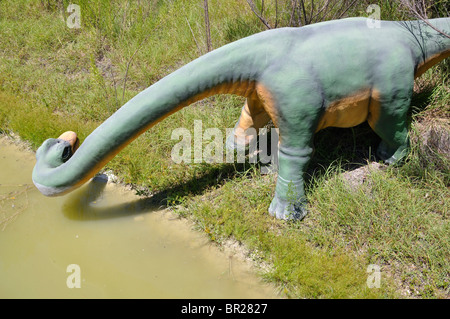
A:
[
  {"left": 376, "top": 141, "right": 409, "bottom": 165},
  {"left": 268, "top": 195, "right": 308, "bottom": 221}
]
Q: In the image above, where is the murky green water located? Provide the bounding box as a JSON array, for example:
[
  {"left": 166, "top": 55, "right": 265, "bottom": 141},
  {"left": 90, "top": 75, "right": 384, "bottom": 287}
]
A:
[{"left": 0, "top": 138, "right": 278, "bottom": 298}]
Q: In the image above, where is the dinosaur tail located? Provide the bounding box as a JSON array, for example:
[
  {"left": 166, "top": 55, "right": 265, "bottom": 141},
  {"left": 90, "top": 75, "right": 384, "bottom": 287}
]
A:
[
  {"left": 404, "top": 17, "right": 450, "bottom": 77},
  {"left": 431, "top": 17, "right": 450, "bottom": 35}
]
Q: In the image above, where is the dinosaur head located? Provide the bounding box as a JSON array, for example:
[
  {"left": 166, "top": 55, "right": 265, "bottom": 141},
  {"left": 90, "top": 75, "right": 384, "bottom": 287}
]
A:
[
  {"left": 33, "top": 131, "right": 80, "bottom": 196},
  {"left": 36, "top": 131, "right": 79, "bottom": 167}
]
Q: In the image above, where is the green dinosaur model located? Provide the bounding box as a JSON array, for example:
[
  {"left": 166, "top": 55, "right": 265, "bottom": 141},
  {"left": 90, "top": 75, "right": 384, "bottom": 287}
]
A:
[{"left": 33, "top": 17, "right": 450, "bottom": 220}]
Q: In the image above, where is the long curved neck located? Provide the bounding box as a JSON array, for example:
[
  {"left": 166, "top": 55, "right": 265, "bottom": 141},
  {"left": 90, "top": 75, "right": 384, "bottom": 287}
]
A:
[{"left": 33, "top": 34, "right": 275, "bottom": 193}]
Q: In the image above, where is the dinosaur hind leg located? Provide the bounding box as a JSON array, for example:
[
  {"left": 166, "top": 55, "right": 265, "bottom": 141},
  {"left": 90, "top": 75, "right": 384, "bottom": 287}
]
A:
[
  {"left": 368, "top": 89, "right": 412, "bottom": 165},
  {"left": 226, "top": 94, "right": 271, "bottom": 152},
  {"left": 367, "top": 50, "right": 416, "bottom": 165}
]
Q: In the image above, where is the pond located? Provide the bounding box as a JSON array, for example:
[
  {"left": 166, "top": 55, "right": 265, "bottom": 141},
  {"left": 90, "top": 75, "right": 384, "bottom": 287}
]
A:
[{"left": 0, "top": 137, "right": 278, "bottom": 298}]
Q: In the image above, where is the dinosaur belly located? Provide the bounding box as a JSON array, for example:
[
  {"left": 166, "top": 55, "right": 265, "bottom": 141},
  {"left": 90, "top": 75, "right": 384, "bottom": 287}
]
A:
[{"left": 316, "top": 89, "right": 372, "bottom": 132}]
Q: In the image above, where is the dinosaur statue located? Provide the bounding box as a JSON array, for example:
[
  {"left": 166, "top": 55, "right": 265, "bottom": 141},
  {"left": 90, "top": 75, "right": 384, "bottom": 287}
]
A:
[{"left": 33, "top": 17, "right": 450, "bottom": 220}]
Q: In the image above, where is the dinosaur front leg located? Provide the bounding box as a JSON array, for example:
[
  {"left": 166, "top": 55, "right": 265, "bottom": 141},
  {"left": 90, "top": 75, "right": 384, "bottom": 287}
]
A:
[
  {"left": 267, "top": 105, "right": 317, "bottom": 221},
  {"left": 269, "top": 144, "right": 312, "bottom": 220},
  {"left": 256, "top": 72, "right": 322, "bottom": 220}
]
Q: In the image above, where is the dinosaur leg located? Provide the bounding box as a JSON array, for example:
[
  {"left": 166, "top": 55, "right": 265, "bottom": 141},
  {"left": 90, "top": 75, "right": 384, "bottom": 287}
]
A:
[
  {"left": 226, "top": 94, "right": 271, "bottom": 151},
  {"left": 366, "top": 49, "right": 416, "bottom": 165},
  {"left": 368, "top": 85, "right": 413, "bottom": 165},
  {"left": 265, "top": 92, "right": 321, "bottom": 220},
  {"left": 369, "top": 108, "right": 410, "bottom": 165},
  {"left": 269, "top": 142, "right": 313, "bottom": 220}
]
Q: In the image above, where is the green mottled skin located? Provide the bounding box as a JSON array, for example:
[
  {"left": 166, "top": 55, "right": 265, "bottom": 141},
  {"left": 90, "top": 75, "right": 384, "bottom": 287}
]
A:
[{"left": 33, "top": 18, "right": 450, "bottom": 220}]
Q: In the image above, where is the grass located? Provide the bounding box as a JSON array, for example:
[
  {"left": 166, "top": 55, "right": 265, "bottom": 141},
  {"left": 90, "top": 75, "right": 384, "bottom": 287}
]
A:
[
  {"left": 175, "top": 170, "right": 396, "bottom": 298},
  {"left": 306, "top": 165, "right": 449, "bottom": 296},
  {"left": 0, "top": 0, "right": 449, "bottom": 298}
]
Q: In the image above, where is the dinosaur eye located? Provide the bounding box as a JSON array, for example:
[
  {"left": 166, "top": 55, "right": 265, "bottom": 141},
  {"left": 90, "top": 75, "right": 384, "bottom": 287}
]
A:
[{"left": 61, "top": 145, "right": 72, "bottom": 162}]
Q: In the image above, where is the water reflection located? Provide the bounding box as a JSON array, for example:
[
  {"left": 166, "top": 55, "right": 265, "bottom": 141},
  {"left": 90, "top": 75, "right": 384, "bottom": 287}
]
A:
[{"left": 62, "top": 174, "right": 159, "bottom": 221}]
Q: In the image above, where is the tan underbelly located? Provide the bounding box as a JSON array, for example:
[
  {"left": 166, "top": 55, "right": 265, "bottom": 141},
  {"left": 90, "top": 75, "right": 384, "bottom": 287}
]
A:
[{"left": 316, "top": 89, "right": 374, "bottom": 132}]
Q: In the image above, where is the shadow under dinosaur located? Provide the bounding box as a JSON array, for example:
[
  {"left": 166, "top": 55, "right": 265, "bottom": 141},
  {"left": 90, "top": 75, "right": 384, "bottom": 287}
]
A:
[{"left": 32, "top": 17, "right": 450, "bottom": 220}]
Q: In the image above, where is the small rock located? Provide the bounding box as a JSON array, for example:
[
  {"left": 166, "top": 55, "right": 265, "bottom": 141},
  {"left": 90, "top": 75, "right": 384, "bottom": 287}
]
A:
[{"left": 340, "top": 162, "right": 385, "bottom": 190}]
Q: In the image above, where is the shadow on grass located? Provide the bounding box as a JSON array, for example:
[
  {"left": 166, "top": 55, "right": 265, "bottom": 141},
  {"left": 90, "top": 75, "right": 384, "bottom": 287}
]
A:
[{"left": 410, "top": 86, "right": 436, "bottom": 115}]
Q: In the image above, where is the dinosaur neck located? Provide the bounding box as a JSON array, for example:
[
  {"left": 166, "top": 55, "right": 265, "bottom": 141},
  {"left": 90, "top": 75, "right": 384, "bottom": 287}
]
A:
[
  {"left": 33, "top": 35, "right": 272, "bottom": 195},
  {"left": 401, "top": 18, "right": 450, "bottom": 77}
]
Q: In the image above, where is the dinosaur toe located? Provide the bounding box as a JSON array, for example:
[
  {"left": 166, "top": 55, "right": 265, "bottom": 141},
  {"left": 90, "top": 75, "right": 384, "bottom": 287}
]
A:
[{"left": 269, "top": 195, "right": 308, "bottom": 221}]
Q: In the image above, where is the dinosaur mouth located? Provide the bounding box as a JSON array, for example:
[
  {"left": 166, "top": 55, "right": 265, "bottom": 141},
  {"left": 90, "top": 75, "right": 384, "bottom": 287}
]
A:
[{"left": 58, "top": 131, "right": 80, "bottom": 155}]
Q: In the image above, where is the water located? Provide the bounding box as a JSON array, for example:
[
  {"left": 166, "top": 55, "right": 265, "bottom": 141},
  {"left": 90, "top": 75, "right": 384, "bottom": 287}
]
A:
[{"left": 0, "top": 138, "right": 278, "bottom": 298}]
